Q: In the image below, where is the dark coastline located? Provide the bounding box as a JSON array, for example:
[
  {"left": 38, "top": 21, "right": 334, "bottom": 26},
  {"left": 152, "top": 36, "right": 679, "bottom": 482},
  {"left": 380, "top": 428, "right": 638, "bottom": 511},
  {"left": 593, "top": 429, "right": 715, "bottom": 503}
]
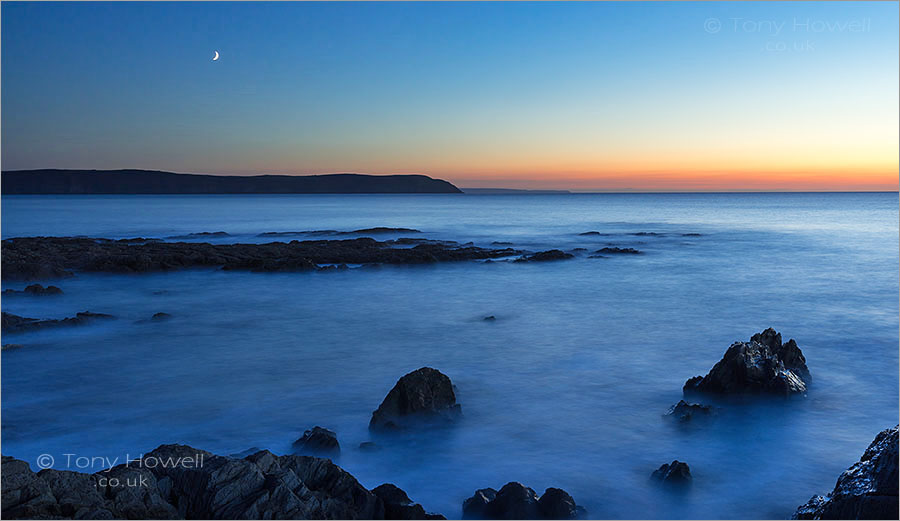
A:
[{"left": 0, "top": 170, "right": 462, "bottom": 195}]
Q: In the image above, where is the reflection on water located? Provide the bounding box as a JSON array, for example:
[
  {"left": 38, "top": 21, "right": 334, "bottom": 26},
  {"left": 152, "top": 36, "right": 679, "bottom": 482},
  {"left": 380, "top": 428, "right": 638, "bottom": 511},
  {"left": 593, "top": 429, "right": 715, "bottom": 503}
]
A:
[{"left": 1, "top": 193, "right": 898, "bottom": 519}]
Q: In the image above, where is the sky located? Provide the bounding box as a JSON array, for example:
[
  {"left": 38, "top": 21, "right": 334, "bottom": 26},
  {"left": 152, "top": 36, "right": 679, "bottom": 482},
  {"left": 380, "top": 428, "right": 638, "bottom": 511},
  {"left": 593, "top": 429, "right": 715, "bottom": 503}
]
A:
[{"left": 2, "top": 1, "right": 898, "bottom": 191}]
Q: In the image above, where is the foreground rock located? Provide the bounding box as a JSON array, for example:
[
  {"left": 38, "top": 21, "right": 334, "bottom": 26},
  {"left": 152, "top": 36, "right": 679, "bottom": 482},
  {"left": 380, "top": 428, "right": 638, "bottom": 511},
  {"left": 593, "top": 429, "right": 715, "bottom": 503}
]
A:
[
  {"left": 462, "top": 482, "right": 586, "bottom": 519},
  {"left": 2, "top": 284, "right": 63, "bottom": 296},
  {"left": 1, "top": 444, "right": 440, "bottom": 519},
  {"left": 651, "top": 461, "right": 692, "bottom": 486},
  {"left": 370, "top": 367, "right": 462, "bottom": 431},
  {"left": 1, "top": 237, "right": 521, "bottom": 280},
  {"left": 514, "top": 250, "right": 574, "bottom": 262},
  {"left": 292, "top": 426, "right": 340, "bottom": 457},
  {"left": 664, "top": 400, "right": 713, "bottom": 423},
  {"left": 1, "top": 311, "right": 115, "bottom": 334},
  {"left": 373, "top": 484, "right": 446, "bottom": 520},
  {"left": 793, "top": 426, "right": 898, "bottom": 520},
  {"left": 683, "top": 328, "right": 811, "bottom": 396}
]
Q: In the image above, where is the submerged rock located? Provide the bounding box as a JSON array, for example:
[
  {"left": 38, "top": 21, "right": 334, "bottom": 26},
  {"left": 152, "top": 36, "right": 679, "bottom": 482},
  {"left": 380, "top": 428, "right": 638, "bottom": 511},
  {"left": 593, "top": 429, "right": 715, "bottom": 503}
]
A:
[
  {"left": 151, "top": 312, "right": 172, "bottom": 321},
  {"left": 373, "top": 484, "right": 446, "bottom": 520},
  {"left": 2, "top": 344, "right": 24, "bottom": 351},
  {"left": 292, "top": 426, "right": 340, "bottom": 457},
  {"left": 462, "top": 482, "right": 586, "bottom": 520},
  {"left": 683, "top": 328, "right": 811, "bottom": 396},
  {"left": 1, "top": 444, "right": 401, "bottom": 519},
  {"left": 1, "top": 311, "right": 115, "bottom": 334},
  {"left": 359, "top": 442, "right": 380, "bottom": 452},
  {"left": 342, "top": 227, "right": 422, "bottom": 235},
  {"left": 664, "top": 400, "right": 713, "bottom": 423},
  {"left": 369, "top": 367, "right": 462, "bottom": 431},
  {"left": 513, "top": 250, "right": 574, "bottom": 262},
  {"left": 483, "top": 315, "right": 497, "bottom": 321},
  {"left": 793, "top": 425, "right": 898, "bottom": 520},
  {"left": 595, "top": 247, "right": 642, "bottom": 255},
  {"left": 651, "top": 460, "right": 692, "bottom": 486},
  {"left": 2, "top": 284, "right": 63, "bottom": 296}
]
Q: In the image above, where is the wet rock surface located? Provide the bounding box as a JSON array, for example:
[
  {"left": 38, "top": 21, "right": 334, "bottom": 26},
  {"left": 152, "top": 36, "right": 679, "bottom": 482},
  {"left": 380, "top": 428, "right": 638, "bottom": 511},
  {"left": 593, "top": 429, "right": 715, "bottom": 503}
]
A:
[
  {"left": 2, "top": 311, "right": 115, "bottom": 334},
  {"left": 1, "top": 236, "right": 522, "bottom": 280},
  {"left": 372, "top": 484, "right": 446, "bottom": 520},
  {"left": 664, "top": 400, "right": 713, "bottom": 422},
  {"left": 462, "top": 482, "right": 586, "bottom": 519},
  {"left": 651, "top": 460, "right": 692, "bottom": 486},
  {"left": 514, "top": 250, "right": 574, "bottom": 262},
  {"left": 2, "top": 284, "right": 63, "bottom": 296},
  {"left": 1, "top": 444, "right": 441, "bottom": 520},
  {"left": 369, "top": 367, "right": 461, "bottom": 431},
  {"left": 292, "top": 426, "right": 340, "bottom": 457},
  {"left": 793, "top": 425, "right": 898, "bottom": 520},
  {"left": 683, "top": 328, "right": 811, "bottom": 396}
]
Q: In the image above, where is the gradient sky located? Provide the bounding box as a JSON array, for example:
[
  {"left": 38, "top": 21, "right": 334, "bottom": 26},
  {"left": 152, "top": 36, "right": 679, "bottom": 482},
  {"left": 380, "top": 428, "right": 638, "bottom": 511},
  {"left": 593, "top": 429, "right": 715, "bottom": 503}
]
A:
[{"left": 2, "top": 1, "right": 898, "bottom": 191}]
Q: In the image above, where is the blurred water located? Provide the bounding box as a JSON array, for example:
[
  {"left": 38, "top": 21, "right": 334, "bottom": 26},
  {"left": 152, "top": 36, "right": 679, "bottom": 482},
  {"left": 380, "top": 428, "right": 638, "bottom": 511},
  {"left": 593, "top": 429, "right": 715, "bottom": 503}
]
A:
[{"left": 1, "top": 193, "right": 898, "bottom": 519}]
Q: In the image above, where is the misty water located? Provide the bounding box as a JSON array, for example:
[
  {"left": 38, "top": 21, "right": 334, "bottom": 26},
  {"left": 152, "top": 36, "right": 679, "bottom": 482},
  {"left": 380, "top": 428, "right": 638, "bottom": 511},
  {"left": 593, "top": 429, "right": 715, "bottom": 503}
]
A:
[{"left": 1, "top": 193, "right": 898, "bottom": 519}]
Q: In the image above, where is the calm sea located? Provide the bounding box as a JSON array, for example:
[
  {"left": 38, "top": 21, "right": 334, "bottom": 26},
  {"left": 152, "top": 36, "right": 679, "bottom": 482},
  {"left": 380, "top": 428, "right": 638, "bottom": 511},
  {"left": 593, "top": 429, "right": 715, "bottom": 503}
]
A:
[{"left": 1, "top": 193, "right": 898, "bottom": 519}]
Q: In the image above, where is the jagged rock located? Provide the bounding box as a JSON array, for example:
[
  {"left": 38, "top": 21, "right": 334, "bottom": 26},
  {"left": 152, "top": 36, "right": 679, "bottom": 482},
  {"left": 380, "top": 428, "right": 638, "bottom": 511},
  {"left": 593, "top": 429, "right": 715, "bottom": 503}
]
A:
[
  {"left": 372, "top": 484, "right": 446, "bottom": 520},
  {"left": 1, "top": 311, "right": 115, "bottom": 333},
  {"left": 2, "top": 444, "right": 396, "bottom": 519},
  {"left": 664, "top": 400, "right": 713, "bottom": 422},
  {"left": 651, "top": 460, "right": 692, "bottom": 486},
  {"left": 793, "top": 426, "right": 898, "bottom": 520},
  {"left": 369, "top": 367, "right": 462, "bottom": 431},
  {"left": 2, "top": 284, "right": 63, "bottom": 296},
  {"left": 514, "top": 250, "right": 574, "bottom": 262},
  {"left": 462, "top": 483, "right": 585, "bottom": 520},
  {"left": 595, "top": 247, "right": 642, "bottom": 255},
  {"left": 683, "top": 328, "right": 811, "bottom": 396},
  {"left": 292, "top": 427, "right": 340, "bottom": 457}
]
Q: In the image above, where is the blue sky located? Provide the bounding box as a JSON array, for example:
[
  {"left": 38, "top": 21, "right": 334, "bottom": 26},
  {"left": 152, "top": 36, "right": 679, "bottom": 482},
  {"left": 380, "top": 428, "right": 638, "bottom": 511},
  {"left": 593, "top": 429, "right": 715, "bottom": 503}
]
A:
[{"left": 2, "top": 1, "right": 897, "bottom": 190}]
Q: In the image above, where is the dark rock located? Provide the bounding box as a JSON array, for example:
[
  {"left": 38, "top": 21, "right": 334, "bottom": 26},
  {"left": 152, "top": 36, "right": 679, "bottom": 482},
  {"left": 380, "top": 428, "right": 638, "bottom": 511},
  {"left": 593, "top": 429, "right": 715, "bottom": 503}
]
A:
[
  {"left": 681, "top": 233, "right": 703, "bottom": 237},
  {"left": 2, "top": 284, "right": 63, "bottom": 296},
  {"left": 577, "top": 231, "right": 603, "bottom": 236},
  {"left": 292, "top": 427, "right": 340, "bottom": 457},
  {"left": 1, "top": 444, "right": 387, "bottom": 519},
  {"left": 483, "top": 315, "right": 497, "bottom": 321},
  {"left": 572, "top": 248, "right": 587, "bottom": 252},
  {"left": 369, "top": 367, "right": 461, "bottom": 431},
  {"left": 151, "top": 312, "right": 172, "bottom": 322},
  {"left": 1, "top": 237, "right": 522, "bottom": 280},
  {"left": 358, "top": 442, "right": 380, "bottom": 452},
  {"left": 1, "top": 311, "right": 115, "bottom": 334},
  {"left": 793, "top": 425, "right": 898, "bottom": 520},
  {"left": 2, "top": 344, "right": 24, "bottom": 350},
  {"left": 372, "top": 483, "right": 445, "bottom": 520},
  {"left": 463, "top": 483, "right": 585, "bottom": 520},
  {"left": 595, "top": 247, "right": 642, "bottom": 255},
  {"left": 491, "top": 241, "right": 514, "bottom": 245},
  {"left": 631, "top": 232, "right": 664, "bottom": 236},
  {"left": 342, "top": 227, "right": 422, "bottom": 235},
  {"left": 664, "top": 400, "right": 713, "bottom": 422},
  {"left": 167, "top": 231, "right": 230, "bottom": 239},
  {"left": 651, "top": 460, "right": 692, "bottom": 486},
  {"left": 514, "top": 250, "right": 574, "bottom": 262},
  {"left": 683, "top": 328, "right": 811, "bottom": 396}
]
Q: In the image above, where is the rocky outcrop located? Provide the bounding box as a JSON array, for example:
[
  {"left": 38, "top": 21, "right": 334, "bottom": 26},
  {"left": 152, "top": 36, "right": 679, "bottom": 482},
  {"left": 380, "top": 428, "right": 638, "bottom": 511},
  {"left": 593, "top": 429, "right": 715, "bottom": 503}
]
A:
[
  {"left": 372, "top": 484, "right": 445, "bottom": 520},
  {"left": 683, "top": 328, "right": 811, "bottom": 396},
  {"left": 651, "top": 461, "right": 692, "bottom": 486},
  {"left": 369, "top": 368, "right": 462, "bottom": 431},
  {"left": 595, "top": 247, "right": 642, "bottom": 255},
  {"left": 2, "top": 284, "right": 63, "bottom": 296},
  {"left": 513, "top": 250, "right": 574, "bottom": 262},
  {"left": 1, "top": 311, "right": 115, "bottom": 333},
  {"left": 793, "top": 426, "right": 898, "bottom": 520},
  {"left": 461, "top": 482, "right": 586, "bottom": 519},
  {"left": 1, "top": 444, "right": 441, "bottom": 520},
  {"left": 292, "top": 427, "right": 340, "bottom": 457},
  {"left": 664, "top": 400, "right": 713, "bottom": 423},
  {"left": 1, "top": 237, "right": 521, "bottom": 280}
]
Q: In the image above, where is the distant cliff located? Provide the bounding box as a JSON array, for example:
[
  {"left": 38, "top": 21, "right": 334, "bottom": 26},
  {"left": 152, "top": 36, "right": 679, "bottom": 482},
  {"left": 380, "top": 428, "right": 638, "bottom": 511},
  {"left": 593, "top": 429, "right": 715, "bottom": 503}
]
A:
[{"left": 0, "top": 169, "right": 462, "bottom": 194}]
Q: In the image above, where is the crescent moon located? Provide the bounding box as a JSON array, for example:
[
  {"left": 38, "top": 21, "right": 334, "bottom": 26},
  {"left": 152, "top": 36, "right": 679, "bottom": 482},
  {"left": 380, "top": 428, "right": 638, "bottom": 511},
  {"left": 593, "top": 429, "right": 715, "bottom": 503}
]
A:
[{"left": 213, "top": 51, "right": 219, "bottom": 61}]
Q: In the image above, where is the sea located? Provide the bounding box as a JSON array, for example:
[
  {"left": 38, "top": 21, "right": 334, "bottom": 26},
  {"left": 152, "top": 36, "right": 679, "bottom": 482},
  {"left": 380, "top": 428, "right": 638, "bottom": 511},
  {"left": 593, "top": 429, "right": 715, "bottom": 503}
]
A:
[{"left": 1, "top": 192, "right": 898, "bottom": 519}]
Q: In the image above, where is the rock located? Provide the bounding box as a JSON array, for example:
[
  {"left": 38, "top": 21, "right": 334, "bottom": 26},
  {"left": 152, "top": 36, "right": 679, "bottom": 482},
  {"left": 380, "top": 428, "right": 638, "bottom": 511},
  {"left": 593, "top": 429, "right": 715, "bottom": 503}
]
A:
[
  {"left": 681, "top": 233, "right": 702, "bottom": 237},
  {"left": 664, "top": 400, "right": 713, "bottom": 422},
  {"left": 651, "top": 460, "right": 692, "bottom": 486},
  {"left": 1, "top": 237, "right": 522, "bottom": 280},
  {"left": 2, "top": 344, "right": 24, "bottom": 350},
  {"left": 359, "top": 442, "right": 380, "bottom": 452},
  {"left": 342, "top": 228, "right": 422, "bottom": 235},
  {"left": 2, "top": 284, "right": 63, "bottom": 296},
  {"left": 483, "top": 315, "right": 497, "bottom": 321},
  {"left": 595, "top": 247, "right": 642, "bottom": 255},
  {"left": 462, "top": 483, "right": 585, "bottom": 520},
  {"left": 369, "top": 367, "right": 462, "bottom": 431},
  {"left": 793, "top": 426, "right": 898, "bottom": 520},
  {"left": 151, "top": 312, "right": 172, "bottom": 321},
  {"left": 2, "top": 444, "right": 388, "bottom": 519},
  {"left": 577, "top": 231, "right": 603, "bottom": 236},
  {"left": 513, "top": 250, "right": 574, "bottom": 262},
  {"left": 683, "top": 328, "right": 811, "bottom": 396},
  {"left": 1, "top": 311, "right": 115, "bottom": 333},
  {"left": 292, "top": 427, "right": 340, "bottom": 457},
  {"left": 372, "top": 484, "right": 446, "bottom": 520}
]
